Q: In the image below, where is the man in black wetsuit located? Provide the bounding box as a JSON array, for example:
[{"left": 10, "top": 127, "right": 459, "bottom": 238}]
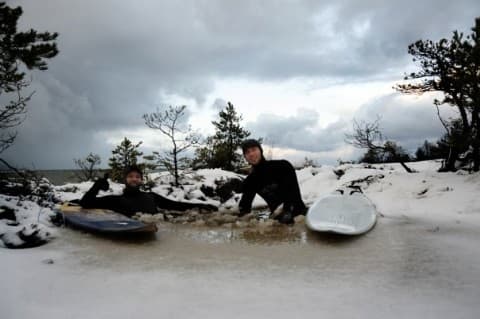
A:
[
  {"left": 80, "top": 166, "right": 217, "bottom": 217},
  {"left": 238, "top": 139, "right": 307, "bottom": 224}
]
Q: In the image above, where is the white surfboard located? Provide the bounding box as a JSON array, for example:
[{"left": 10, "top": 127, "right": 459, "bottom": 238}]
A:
[{"left": 306, "top": 192, "right": 377, "bottom": 235}]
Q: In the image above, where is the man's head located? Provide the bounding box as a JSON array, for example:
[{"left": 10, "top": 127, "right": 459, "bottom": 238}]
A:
[
  {"left": 124, "top": 165, "right": 143, "bottom": 188},
  {"left": 241, "top": 139, "right": 264, "bottom": 166}
]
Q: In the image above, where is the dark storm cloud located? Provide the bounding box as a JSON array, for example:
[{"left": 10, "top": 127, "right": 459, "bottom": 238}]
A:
[
  {"left": 2, "top": 0, "right": 479, "bottom": 168},
  {"left": 247, "top": 93, "right": 450, "bottom": 155},
  {"left": 352, "top": 94, "right": 453, "bottom": 151},
  {"left": 246, "top": 108, "right": 349, "bottom": 153},
  {"left": 211, "top": 98, "right": 228, "bottom": 111}
]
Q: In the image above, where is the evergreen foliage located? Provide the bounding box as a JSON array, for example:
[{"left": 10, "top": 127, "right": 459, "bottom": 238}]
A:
[
  {"left": 397, "top": 17, "right": 480, "bottom": 171},
  {"left": 108, "top": 137, "right": 143, "bottom": 182},
  {"left": 0, "top": 2, "right": 58, "bottom": 153},
  {"left": 194, "top": 102, "right": 250, "bottom": 171}
]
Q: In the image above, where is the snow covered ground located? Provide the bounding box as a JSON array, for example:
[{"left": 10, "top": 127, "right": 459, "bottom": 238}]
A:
[
  {"left": 0, "top": 196, "right": 57, "bottom": 248},
  {"left": 1, "top": 160, "right": 480, "bottom": 318}
]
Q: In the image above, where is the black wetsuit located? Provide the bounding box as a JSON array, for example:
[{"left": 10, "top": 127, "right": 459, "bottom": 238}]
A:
[
  {"left": 239, "top": 158, "right": 306, "bottom": 215},
  {"left": 80, "top": 184, "right": 215, "bottom": 217}
]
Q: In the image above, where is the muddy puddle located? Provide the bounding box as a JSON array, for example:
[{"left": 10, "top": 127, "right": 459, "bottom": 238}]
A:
[{"left": 4, "top": 215, "right": 480, "bottom": 319}]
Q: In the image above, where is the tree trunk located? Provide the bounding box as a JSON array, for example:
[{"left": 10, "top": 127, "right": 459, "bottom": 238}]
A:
[
  {"left": 389, "top": 148, "right": 414, "bottom": 173},
  {"left": 473, "top": 109, "right": 480, "bottom": 172},
  {"left": 474, "top": 144, "right": 479, "bottom": 172},
  {"left": 174, "top": 153, "right": 179, "bottom": 187},
  {"left": 439, "top": 146, "right": 458, "bottom": 172},
  {"left": 455, "top": 102, "right": 471, "bottom": 136},
  {"left": 399, "top": 161, "right": 414, "bottom": 173},
  {"left": 0, "top": 158, "right": 26, "bottom": 178}
]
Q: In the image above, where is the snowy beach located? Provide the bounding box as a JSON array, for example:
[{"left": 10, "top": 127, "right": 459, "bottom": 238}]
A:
[
  {"left": 3, "top": 2, "right": 480, "bottom": 318},
  {"left": 2, "top": 161, "right": 480, "bottom": 318}
]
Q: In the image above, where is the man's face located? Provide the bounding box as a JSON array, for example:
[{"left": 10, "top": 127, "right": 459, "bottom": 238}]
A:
[
  {"left": 125, "top": 171, "right": 143, "bottom": 188},
  {"left": 244, "top": 146, "right": 262, "bottom": 165}
]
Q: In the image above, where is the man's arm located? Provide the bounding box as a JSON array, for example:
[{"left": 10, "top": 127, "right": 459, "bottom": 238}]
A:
[
  {"left": 278, "top": 160, "right": 306, "bottom": 212},
  {"left": 79, "top": 178, "right": 118, "bottom": 209},
  {"left": 151, "top": 193, "right": 217, "bottom": 211},
  {"left": 238, "top": 175, "right": 256, "bottom": 215}
]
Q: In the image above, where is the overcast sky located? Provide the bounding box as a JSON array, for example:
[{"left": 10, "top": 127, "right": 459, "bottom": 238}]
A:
[{"left": 3, "top": 0, "right": 479, "bottom": 169}]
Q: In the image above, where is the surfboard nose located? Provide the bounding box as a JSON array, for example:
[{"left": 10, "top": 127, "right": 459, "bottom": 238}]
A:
[{"left": 306, "top": 193, "right": 377, "bottom": 235}]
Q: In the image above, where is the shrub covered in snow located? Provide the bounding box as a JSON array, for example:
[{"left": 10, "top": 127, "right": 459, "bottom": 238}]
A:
[{"left": 0, "top": 196, "right": 57, "bottom": 248}]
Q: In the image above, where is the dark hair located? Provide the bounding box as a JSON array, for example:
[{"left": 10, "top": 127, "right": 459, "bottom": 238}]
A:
[
  {"left": 124, "top": 165, "right": 143, "bottom": 178},
  {"left": 241, "top": 139, "right": 263, "bottom": 154}
]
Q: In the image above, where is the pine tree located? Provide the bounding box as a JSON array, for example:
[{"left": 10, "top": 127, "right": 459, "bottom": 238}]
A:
[
  {"left": 192, "top": 136, "right": 216, "bottom": 169},
  {"left": 415, "top": 140, "right": 444, "bottom": 161},
  {"left": 108, "top": 137, "right": 143, "bottom": 182},
  {"left": 382, "top": 141, "right": 411, "bottom": 163},
  {"left": 396, "top": 17, "right": 480, "bottom": 171},
  {"left": 436, "top": 119, "right": 471, "bottom": 170},
  {"left": 359, "top": 149, "right": 383, "bottom": 164},
  {"left": 0, "top": 2, "right": 58, "bottom": 153},
  {"left": 195, "top": 102, "right": 250, "bottom": 171}
]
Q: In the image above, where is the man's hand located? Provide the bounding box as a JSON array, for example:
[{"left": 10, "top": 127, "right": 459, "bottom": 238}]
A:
[{"left": 93, "top": 173, "right": 110, "bottom": 191}]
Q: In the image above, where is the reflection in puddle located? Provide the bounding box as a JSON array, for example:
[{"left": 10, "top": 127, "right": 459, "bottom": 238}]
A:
[
  {"left": 61, "top": 218, "right": 379, "bottom": 249},
  {"left": 241, "top": 227, "right": 305, "bottom": 244},
  {"left": 161, "top": 223, "right": 372, "bottom": 246},
  {"left": 163, "top": 223, "right": 310, "bottom": 245}
]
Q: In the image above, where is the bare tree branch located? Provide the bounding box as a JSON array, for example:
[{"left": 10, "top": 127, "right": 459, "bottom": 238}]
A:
[
  {"left": 143, "top": 105, "right": 198, "bottom": 186},
  {"left": 73, "top": 153, "right": 102, "bottom": 182},
  {"left": 345, "top": 117, "right": 414, "bottom": 173}
]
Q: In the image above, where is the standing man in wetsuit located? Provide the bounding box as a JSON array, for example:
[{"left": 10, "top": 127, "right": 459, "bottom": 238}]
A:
[
  {"left": 239, "top": 139, "right": 307, "bottom": 224},
  {"left": 80, "top": 165, "right": 217, "bottom": 217}
]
